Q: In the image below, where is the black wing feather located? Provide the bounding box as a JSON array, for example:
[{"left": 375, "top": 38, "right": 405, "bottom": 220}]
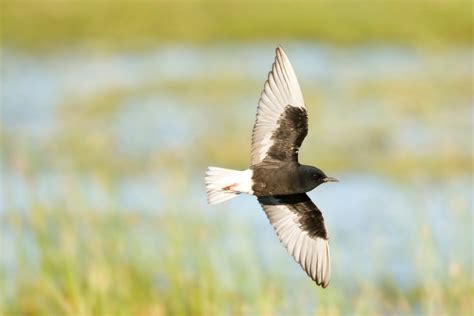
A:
[
  {"left": 264, "top": 105, "right": 308, "bottom": 162},
  {"left": 258, "top": 193, "right": 330, "bottom": 287}
]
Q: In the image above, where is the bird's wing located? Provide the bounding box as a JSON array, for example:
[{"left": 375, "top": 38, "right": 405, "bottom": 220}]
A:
[
  {"left": 258, "top": 193, "right": 331, "bottom": 288},
  {"left": 251, "top": 46, "right": 308, "bottom": 165}
]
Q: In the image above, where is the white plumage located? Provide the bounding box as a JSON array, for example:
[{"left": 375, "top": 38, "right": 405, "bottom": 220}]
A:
[
  {"left": 205, "top": 167, "right": 253, "bottom": 205},
  {"left": 261, "top": 197, "right": 331, "bottom": 288},
  {"left": 251, "top": 46, "right": 306, "bottom": 165}
]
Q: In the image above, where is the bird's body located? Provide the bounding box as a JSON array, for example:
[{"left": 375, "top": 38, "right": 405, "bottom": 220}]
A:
[
  {"left": 205, "top": 46, "right": 338, "bottom": 288},
  {"left": 251, "top": 162, "right": 323, "bottom": 196}
]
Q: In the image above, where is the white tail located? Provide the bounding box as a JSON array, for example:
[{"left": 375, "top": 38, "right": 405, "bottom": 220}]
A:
[{"left": 205, "top": 167, "right": 253, "bottom": 205}]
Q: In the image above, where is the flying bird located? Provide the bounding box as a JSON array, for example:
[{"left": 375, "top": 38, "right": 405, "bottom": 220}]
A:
[{"left": 205, "top": 46, "right": 338, "bottom": 288}]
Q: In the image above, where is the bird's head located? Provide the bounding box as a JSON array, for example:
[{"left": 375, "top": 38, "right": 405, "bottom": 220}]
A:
[{"left": 302, "top": 165, "right": 339, "bottom": 189}]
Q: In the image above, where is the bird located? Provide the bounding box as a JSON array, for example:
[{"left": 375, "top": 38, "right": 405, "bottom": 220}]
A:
[{"left": 205, "top": 46, "right": 338, "bottom": 288}]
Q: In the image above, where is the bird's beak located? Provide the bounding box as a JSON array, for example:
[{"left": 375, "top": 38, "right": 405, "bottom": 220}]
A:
[{"left": 323, "top": 176, "right": 339, "bottom": 183}]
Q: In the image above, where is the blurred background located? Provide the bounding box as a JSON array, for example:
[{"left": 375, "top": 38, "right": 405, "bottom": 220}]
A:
[{"left": 1, "top": 1, "right": 473, "bottom": 315}]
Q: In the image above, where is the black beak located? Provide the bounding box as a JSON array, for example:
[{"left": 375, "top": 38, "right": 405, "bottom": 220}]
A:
[{"left": 323, "top": 176, "right": 339, "bottom": 183}]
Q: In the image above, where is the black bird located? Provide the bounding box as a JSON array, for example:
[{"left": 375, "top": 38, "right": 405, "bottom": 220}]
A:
[{"left": 205, "top": 46, "right": 338, "bottom": 288}]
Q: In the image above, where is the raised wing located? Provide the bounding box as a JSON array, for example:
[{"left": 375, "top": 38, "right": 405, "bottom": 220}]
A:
[
  {"left": 258, "top": 193, "right": 331, "bottom": 288},
  {"left": 251, "top": 46, "right": 308, "bottom": 165}
]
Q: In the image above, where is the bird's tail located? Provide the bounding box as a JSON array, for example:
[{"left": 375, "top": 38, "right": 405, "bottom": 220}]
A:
[{"left": 205, "top": 167, "right": 252, "bottom": 205}]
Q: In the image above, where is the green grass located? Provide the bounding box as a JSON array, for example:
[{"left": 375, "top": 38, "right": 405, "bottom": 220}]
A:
[
  {"left": 1, "top": 204, "right": 472, "bottom": 315},
  {"left": 0, "top": 206, "right": 284, "bottom": 315},
  {"left": 2, "top": 0, "right": 472, "bottom": 51}
]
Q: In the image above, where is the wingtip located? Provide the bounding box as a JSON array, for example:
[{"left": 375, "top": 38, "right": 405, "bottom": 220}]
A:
[
  {"left": 276, "top": 45, "right": 285, "bottom": 54},
  {"left": 313, "top": 277, "right": 329, "bottom": 289}
]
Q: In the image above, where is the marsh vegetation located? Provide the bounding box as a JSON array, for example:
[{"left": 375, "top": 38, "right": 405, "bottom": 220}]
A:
[{"left": 1, "top": 1, "right": 473, "bottom": 315}]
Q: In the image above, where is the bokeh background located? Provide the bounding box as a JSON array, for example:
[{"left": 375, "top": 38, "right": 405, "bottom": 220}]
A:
[{"left": 1, "top": 1, "right": 473, "bottom": 315}]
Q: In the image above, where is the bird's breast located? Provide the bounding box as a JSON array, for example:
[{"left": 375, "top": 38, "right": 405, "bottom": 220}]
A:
[{"left": 251, "top": 163, "right": 305, "bottom": 196}]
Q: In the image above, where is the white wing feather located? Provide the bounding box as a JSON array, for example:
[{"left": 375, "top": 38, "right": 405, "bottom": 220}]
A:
[
  {"left": 260, "top": 197, "right": 331, "bottom": 288},
  {"left": 251, "top": 46, "right": 306, "bottom": 165}
]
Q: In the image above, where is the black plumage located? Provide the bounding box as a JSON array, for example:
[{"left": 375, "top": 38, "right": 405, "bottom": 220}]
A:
[
  {"left": 258, "top": 194, "right": 328, "bottom": 240},
  {"left": 265, "top": 105, "right": 308, "bottom": 162}
]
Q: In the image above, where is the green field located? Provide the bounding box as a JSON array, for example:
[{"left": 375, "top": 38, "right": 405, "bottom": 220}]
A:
[
  {"left": 1, "top": 1, "right": 473, "bottom": 315},
  {"left": 2, "top": 0, "right": 472, "bottom": 51},
  {"left": 2, "top": 204, "right": 472, "bottom": 315}
]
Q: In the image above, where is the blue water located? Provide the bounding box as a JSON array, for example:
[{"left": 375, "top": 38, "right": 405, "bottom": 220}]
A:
[{"left": 1, "top": 44, "right": 472, "bottom": 291}]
